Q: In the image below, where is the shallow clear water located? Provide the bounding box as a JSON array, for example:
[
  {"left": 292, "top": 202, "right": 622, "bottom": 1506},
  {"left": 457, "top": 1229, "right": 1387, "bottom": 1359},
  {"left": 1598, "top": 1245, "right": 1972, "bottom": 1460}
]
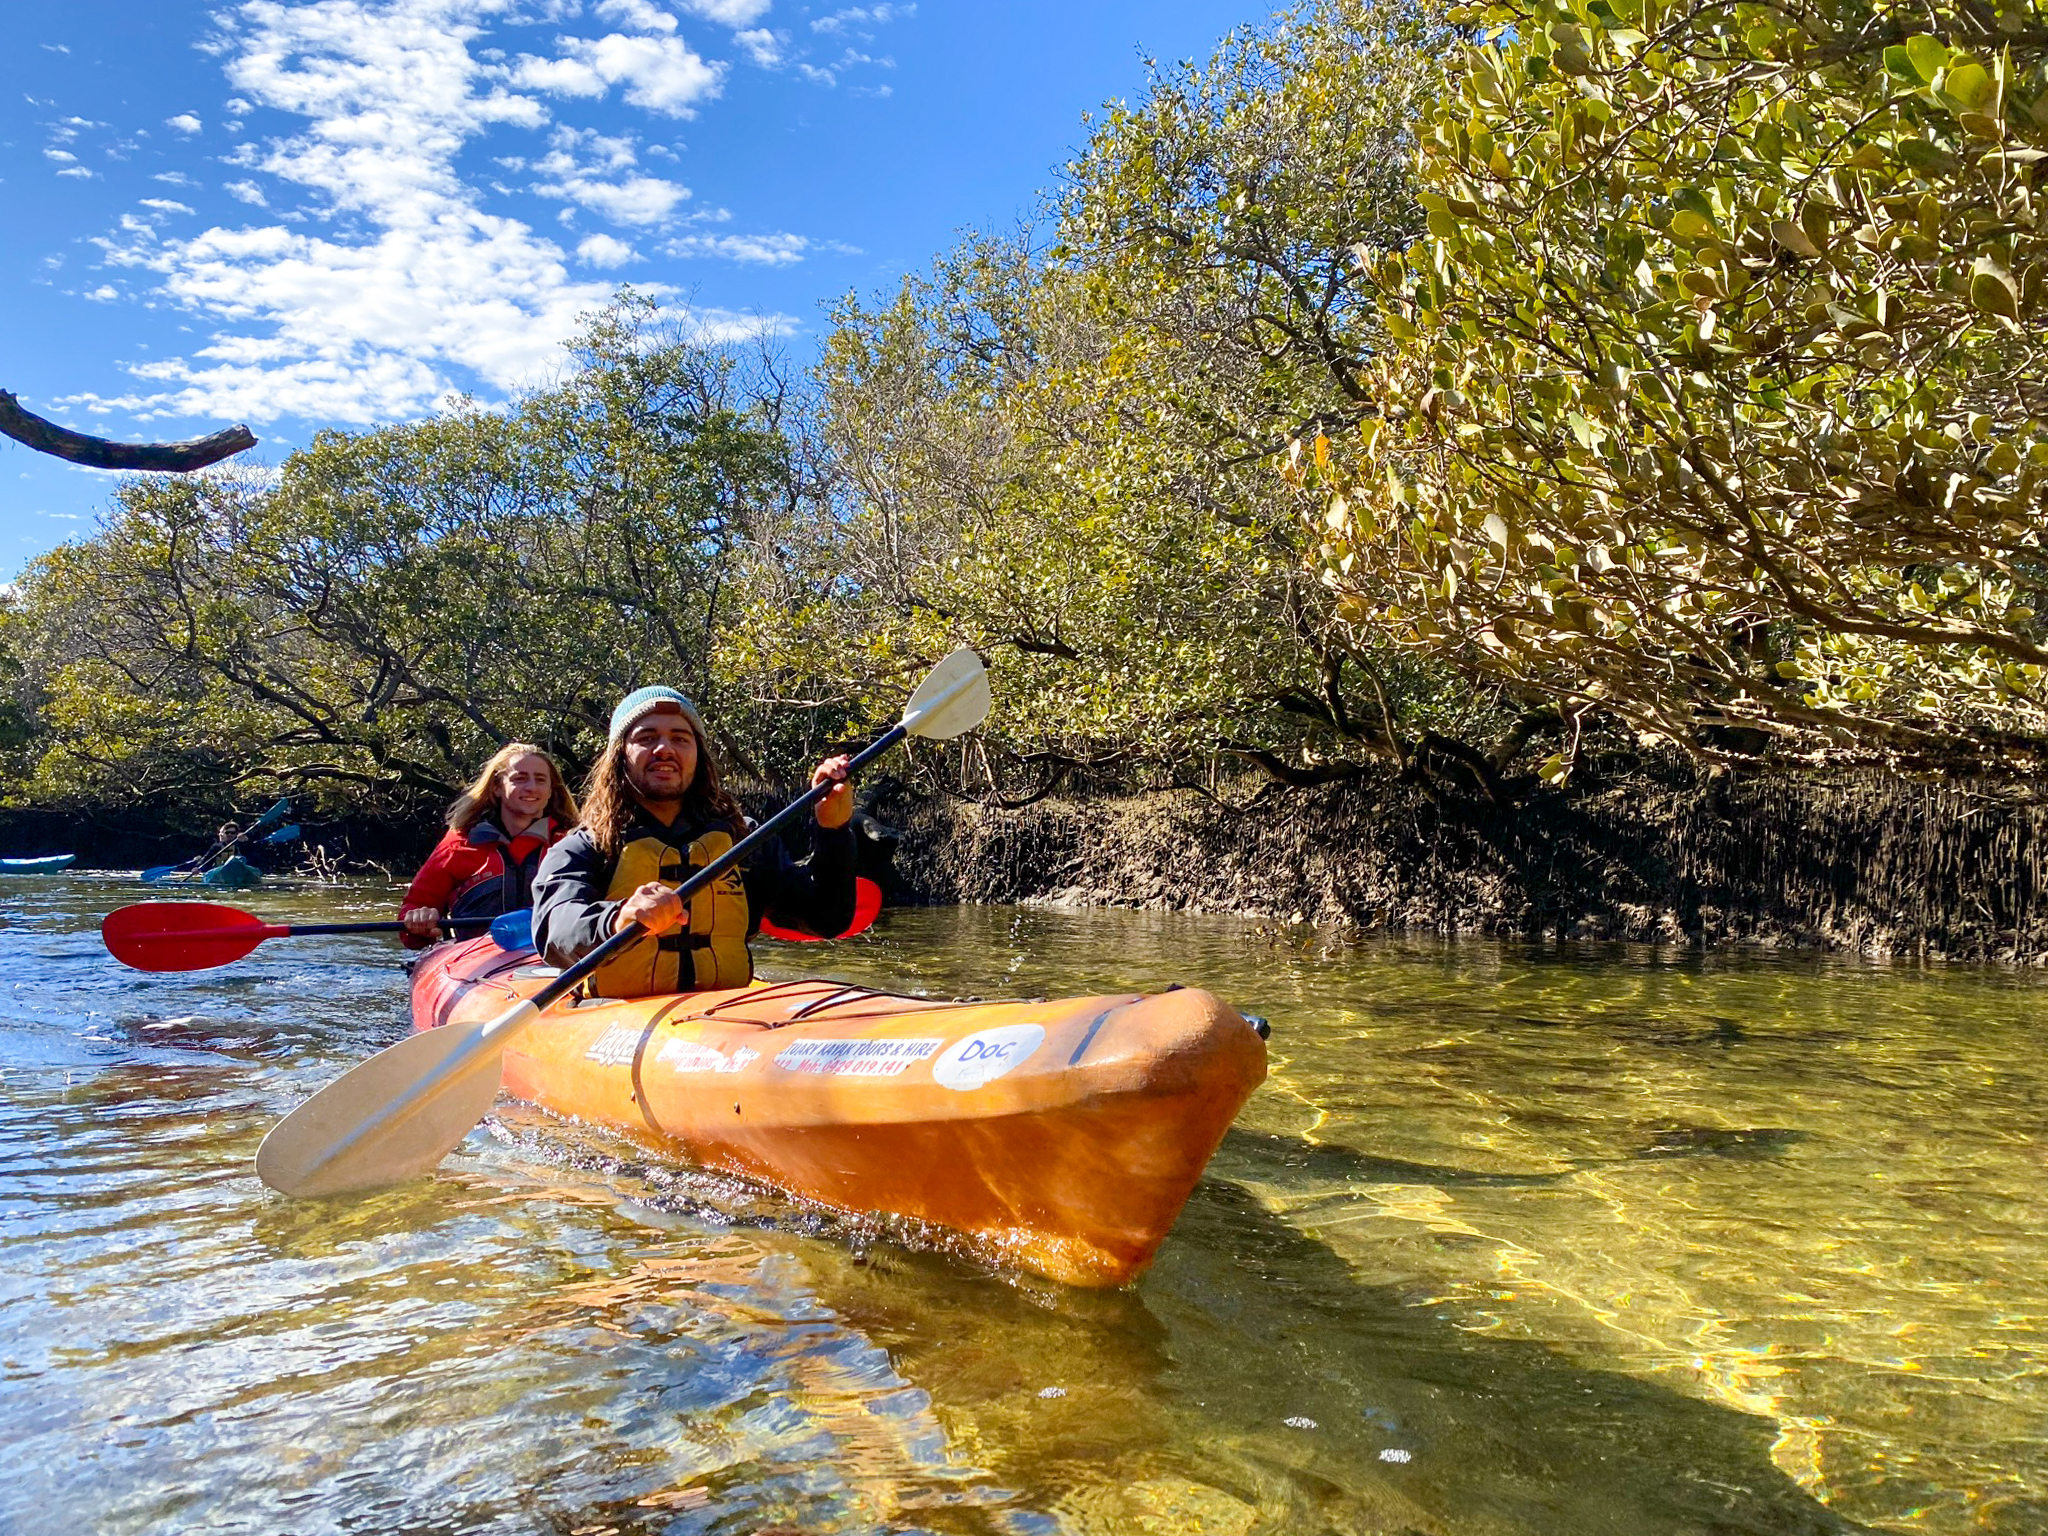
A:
[{"left": 3, "top": 875, "right": 2044, "bottom": 1534}]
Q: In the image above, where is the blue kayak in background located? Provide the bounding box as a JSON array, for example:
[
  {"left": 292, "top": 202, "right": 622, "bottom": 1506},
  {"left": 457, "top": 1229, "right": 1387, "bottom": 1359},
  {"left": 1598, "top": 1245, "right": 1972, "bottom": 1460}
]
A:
[
  {"left": 200, "top": 857, "right": 264, "bottom": 889},
  {"left": 0, "top": 854, "right": 77, "bottom": 873},
  {"left": 141, "top": 855, "right": 263, "bottom": 889},
  {"left": 140, "top": 797, "right": 294, "bottom": 886}
]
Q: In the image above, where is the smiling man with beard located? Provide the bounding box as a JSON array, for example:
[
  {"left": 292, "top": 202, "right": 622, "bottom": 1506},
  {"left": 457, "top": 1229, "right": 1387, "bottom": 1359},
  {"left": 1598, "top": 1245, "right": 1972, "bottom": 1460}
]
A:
[{"left": 531, "top": 687, "right": 857, "bottom": 999}]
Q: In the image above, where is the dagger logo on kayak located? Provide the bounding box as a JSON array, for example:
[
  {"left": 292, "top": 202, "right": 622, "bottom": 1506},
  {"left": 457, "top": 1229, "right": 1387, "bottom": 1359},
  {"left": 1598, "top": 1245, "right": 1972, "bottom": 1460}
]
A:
[
  {"left": 585, "top": 1023, "right": 647, "bottom": 1067},
  {"left": 931, "top": 1025, "right": 1045, "bottom": 1091}
]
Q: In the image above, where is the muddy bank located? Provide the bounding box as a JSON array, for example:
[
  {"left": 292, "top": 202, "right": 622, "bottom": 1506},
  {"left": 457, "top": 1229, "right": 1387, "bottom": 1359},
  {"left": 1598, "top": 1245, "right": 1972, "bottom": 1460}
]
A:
[
  {"left": 18, "top": 766, "right": 2048, "bottom": 962},
  {"left": 0, "top": 805, "right": 433, "bottom": 878},
  {"left": 874, "top": 768, "right": 2048, "bottom": 962}
]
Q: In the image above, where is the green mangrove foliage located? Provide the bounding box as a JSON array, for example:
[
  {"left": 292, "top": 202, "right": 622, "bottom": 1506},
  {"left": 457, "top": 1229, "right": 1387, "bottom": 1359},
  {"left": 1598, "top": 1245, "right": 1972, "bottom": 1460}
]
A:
[
  {"left": 7, "top": 301, "right": 843, "bottom": 817},
  {"left": 1315, "top": 0, "right": 2048, "bottom": 781},
  {"left": 811, "top": 1, "right": 1523, "bottom": 802},
  {"left": 12, "top": 0, "right": 2041, "bottom": 826}
]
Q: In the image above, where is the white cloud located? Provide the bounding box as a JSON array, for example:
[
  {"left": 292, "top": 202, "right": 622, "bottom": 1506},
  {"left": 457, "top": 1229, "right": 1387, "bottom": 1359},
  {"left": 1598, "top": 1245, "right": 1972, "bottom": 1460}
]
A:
[
  {"left": 45, "top": 149, "right": 77, "bottom": 163},
  {"left": 547, "top": 125, "right": 639, "bottom": 171},
  {"left": 57, "top": 166, "right": 97, "bottom": 179},
  {"left": 528, "top": 125, "right": 689, "bottom": 224},
  {"left": 665, "top": 231, "right": 807, "bottom": 263},
  {"left": 42, "top": 43, "right": 71, "bottom": 54},
  {"left": 537, "top": 169, "right": 689, "bottom": 223},
  {"left": 84, "top": 0, "right": 612, "bottom": 423},
  {"left": 154, "top": 171, "right": 200, "bottom": 187},
  {"left": 576, "top": 232, "right": 641, "bottom": 266},
  {"left": 79, "top": 0, "right": 795, "bottom": 427},
  {"left": 85, "top": 286, "right": 121, "bottom": 302},
  {"left": 594, "top": 0, "right": 677, "bottom": 32},
  {"left": 513, "top": 32, "right": 722, "bottom": 115},
  {"left": 166, "top": 113, "right": 204, "bottom": 133},
  {"left": 678, "top": 307, "right": 796, "bottom": 344},
  {"left": 734, "top": 28, "right": 781, "bottom": 66},
  {"left": 224, "top": 180, "right": 269, "bottom": 205},
  {"left": 681, "top": 0, "right": 771, "bottom": 22},
  {"left": 812, "top": 4, "right": 911, "bottom": 35},
  {"left": 140, "top": 198, "right": 197, "bottom": 214}
]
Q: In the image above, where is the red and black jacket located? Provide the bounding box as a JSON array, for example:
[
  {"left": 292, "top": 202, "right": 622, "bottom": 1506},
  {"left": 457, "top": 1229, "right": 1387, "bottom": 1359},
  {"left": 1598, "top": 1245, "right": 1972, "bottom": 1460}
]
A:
[{"left": 399, "top": 816, "right": 563, "bottom": 948}]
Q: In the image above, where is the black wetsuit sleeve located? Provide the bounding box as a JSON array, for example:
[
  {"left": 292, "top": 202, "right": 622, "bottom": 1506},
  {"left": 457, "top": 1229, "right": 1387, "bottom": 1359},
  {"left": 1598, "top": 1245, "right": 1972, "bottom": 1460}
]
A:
[
  {"left": 531, "top": 828, "right": 620, "bottom": 969},
  {"left": 745, "top": 822, "right": 857, "bottom": 939}
]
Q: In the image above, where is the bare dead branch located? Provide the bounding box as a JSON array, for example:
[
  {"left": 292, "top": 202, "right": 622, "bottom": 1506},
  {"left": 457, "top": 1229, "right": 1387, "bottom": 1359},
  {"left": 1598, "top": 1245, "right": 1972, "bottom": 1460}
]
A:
[{"left": 0, "top": 390, "right": 256, "bottom": 473}]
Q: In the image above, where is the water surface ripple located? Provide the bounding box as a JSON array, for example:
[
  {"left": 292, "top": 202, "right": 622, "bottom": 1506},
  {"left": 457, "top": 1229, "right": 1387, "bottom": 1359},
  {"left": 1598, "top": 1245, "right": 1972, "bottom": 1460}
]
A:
[{"left": 2, "top": 875, "right": 2042, "bottom": 1534}]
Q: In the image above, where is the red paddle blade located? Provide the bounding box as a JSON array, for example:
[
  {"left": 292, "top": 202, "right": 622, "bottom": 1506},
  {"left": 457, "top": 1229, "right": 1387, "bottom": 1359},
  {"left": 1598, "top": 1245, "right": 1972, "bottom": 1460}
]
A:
[
  {"left": 760, "top": 876, "right": 884, "bottom": 942},
  {"left": 101, "top": 902, "right": 280, "bottom": 972}
]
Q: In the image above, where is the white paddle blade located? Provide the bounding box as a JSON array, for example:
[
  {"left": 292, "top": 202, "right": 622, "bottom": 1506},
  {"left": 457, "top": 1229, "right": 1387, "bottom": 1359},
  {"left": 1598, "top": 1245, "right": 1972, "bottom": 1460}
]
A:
[
  {"left": 900, "top": 647, "right": 990, "bottom": 741},
  {"left": 255, "top": 1008, "right": 527, "bottom": 1197}
]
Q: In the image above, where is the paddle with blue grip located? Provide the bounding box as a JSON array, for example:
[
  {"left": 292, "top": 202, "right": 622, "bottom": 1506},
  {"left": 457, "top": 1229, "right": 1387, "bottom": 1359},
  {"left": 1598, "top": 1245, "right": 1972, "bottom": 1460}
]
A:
[
  {"left": 101, "top": 901, "right": 532, "bottom": 972},
  {"left": 141, "top": 796, "right": 293, "bottom": 883},
  {"left": 254, "top": 647, "right": 991, "bottom": 1200}
]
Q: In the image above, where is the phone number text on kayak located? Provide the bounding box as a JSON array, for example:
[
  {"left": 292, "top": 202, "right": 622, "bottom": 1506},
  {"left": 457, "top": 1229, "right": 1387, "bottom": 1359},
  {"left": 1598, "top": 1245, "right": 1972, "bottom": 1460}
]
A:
[{"left": 771, "top": 1038, "right": 946, "bottom": 1078}]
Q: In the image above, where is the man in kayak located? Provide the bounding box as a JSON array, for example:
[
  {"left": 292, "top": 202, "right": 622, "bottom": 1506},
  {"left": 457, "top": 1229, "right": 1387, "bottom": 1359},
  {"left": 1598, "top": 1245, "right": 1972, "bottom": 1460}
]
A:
[
  {"left": 531, "top": 687, "right": 857, "bottom": 998},
  {"left": 399, "top": 744, "right": 577, "bottom": 948}
]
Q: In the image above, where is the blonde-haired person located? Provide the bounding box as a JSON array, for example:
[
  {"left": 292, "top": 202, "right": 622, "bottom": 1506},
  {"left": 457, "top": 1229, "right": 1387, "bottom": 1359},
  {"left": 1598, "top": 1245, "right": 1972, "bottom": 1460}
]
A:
[
  {"left": 399, "top": 744, "right": 579, "bottom": 948},
  {"left": 531, "top": 687, "right": 855, "bottom": 998}
]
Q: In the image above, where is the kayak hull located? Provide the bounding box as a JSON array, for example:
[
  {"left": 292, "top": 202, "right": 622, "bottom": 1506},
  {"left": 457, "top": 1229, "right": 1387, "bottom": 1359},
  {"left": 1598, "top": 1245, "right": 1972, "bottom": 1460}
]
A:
[
  {"left": 411, "top": 938, "right": 1267, "bottom": 1286},
  {"left": 0, "top": 854, "right": 76, "bottom": 873},
  {"left": 201, "top": 856, "right": 264, "bottom": 889},
  {"left": 141, "top": 855, "right": 263, "bottom": 888}
]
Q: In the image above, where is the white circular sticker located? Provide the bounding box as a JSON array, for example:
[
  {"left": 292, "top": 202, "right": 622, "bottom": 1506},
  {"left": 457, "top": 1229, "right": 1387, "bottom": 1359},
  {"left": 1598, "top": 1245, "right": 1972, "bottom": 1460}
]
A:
[{"left": 931, "top": 1024, "right": 1045, "bottom": 1091}]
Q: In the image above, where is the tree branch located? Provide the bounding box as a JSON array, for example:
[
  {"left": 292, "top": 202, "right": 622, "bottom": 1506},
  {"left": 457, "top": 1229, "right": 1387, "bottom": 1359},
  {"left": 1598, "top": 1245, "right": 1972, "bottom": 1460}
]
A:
[{"left": 0, "top": 391, "right": 256, "bottom": 473}]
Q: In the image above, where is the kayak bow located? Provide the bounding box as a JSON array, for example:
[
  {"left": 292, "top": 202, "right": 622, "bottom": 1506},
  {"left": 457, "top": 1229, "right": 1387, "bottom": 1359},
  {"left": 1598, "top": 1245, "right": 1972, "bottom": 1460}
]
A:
[{"left": 409, "top": 936, "right": 1268, "bottom": 1286}]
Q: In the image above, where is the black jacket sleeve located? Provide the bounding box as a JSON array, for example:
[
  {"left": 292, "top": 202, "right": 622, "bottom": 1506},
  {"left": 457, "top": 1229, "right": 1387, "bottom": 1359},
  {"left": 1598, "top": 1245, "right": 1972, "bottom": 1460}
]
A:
[
  {"left": 530, "top": 827, "right": 619, "bottom": 970},
  {"left": 744, "top": 821, "right": 858, "bottom": 939}
]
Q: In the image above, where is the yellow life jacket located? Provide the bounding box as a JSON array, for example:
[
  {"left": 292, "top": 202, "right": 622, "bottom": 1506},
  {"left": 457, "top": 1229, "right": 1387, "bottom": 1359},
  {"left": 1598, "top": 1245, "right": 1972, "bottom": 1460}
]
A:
[{"left": 586, "top": 824, "right": 752, "bottom": 999}]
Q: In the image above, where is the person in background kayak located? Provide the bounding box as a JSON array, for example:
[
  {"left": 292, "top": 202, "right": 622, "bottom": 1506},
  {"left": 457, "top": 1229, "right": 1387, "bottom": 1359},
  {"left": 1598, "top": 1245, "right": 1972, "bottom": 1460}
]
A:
[
  {"left": 531, "top": 687, "right": 855, "bottom": 998},
  {"left": 399, "top": 744, "right": 578, "bottom": 948}
]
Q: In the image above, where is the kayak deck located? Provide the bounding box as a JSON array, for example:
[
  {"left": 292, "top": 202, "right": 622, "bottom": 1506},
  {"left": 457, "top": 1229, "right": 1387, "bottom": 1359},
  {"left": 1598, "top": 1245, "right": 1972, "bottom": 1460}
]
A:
[{"left": 412, "top": 937, "right": 1267, "bottom": 1286}]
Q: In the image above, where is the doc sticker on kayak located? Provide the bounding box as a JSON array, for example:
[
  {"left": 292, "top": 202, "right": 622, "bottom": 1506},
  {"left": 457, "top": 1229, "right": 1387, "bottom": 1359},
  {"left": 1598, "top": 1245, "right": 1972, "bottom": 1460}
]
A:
[{"left": 931, "top": 1024, "right": 1045, "bottom": 1091}]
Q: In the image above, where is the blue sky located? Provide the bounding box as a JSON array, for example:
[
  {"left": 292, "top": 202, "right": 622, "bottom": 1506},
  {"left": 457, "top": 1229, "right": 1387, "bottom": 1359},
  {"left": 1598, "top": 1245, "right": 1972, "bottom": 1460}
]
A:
[{"left": 1, "top": 0, "right": 1257, "bottom": 577}]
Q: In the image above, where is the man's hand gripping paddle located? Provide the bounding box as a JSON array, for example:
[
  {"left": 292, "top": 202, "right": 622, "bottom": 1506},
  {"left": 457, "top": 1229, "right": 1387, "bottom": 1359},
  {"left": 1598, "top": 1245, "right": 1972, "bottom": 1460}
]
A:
[{"left": 253, "top": 648, "right": 991, "bottom": 1199}]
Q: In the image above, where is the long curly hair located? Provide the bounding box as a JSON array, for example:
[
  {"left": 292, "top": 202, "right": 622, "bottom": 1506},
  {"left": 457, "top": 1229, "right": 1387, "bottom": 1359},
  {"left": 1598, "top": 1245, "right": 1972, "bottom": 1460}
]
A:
[
  {"left": 577, "top": 717, "right": 742, "bottom": 859},
  {"left": 446, "top": 742, "right": 579, "bottom": 833}
]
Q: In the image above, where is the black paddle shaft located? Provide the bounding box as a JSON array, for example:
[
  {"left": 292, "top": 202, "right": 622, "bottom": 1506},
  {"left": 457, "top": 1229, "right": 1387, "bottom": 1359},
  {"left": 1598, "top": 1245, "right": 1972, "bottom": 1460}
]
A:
[
  {"left": 524, "top": 723, "right": 905, "bottom": 1015},
  {"left": 272, "top": 917, "right": 499, "bottom": 938}
]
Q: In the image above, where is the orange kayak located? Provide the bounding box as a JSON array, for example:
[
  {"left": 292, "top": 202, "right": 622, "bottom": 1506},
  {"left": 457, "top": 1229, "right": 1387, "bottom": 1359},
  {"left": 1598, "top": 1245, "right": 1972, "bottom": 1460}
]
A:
[{"left": 411, "top": 937, "right": 1267, "bottom": 1286}]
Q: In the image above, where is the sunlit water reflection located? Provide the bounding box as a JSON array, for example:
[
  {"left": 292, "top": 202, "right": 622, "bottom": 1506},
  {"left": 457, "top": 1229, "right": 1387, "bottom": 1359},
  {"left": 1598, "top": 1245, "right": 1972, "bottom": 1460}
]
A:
[{"left": 2, "top": 874, "right": 2043, "bottom": 1533}]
